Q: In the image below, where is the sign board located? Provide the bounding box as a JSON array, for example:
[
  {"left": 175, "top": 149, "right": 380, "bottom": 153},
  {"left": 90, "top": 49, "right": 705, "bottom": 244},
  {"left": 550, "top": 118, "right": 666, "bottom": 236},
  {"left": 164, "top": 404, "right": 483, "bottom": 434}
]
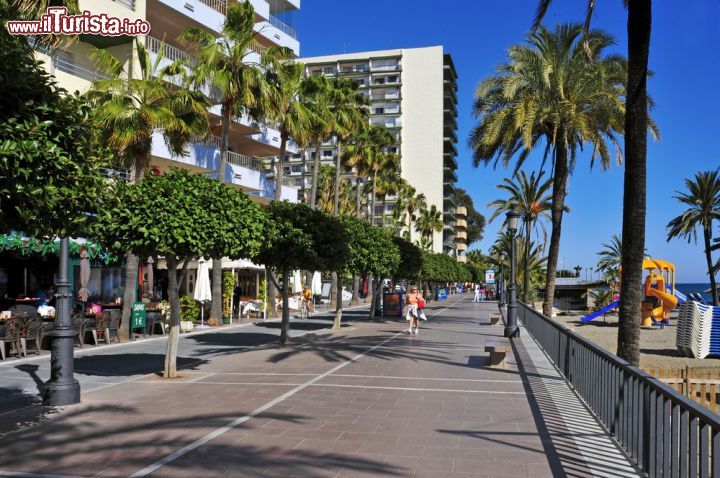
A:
[
  {"left": 437, "top": 287, "right": 449, "bottom": 301},
  {"left": 382, "top": 292, "right": 403, "bottom": 317},
  {"left": 131, "top": 301, "right": 146, "bottom": 330},
  {"left": 485, "top": 269, "right": 495, "bottom": 284}
]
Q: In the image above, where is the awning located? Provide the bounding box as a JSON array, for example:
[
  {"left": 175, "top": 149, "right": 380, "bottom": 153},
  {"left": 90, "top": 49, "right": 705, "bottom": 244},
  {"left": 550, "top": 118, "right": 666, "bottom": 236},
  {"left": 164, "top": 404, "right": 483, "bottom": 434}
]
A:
[{"left": 156, "top": 257, "right": 264, "bottom": 271}]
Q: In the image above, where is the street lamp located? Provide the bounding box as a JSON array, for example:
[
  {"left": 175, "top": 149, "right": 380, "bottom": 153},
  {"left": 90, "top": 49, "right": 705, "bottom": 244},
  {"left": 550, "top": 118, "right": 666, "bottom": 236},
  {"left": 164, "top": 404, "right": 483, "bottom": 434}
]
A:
[
  {"left": 505, "top": 210, "right": 521, "bottom": 338},
  {"left": 499, "top": 252, "right": 506, "bottom": 306},
  {"left": 43, "top": 237, "right": 80, "bottom": 405}
]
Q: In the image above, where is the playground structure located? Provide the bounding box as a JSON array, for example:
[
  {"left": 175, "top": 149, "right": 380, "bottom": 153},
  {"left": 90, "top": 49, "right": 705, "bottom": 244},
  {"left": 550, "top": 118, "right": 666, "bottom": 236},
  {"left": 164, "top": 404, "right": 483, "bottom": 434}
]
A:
[{"left": 581, "top": 258, "right": 679, "bottom": 326}]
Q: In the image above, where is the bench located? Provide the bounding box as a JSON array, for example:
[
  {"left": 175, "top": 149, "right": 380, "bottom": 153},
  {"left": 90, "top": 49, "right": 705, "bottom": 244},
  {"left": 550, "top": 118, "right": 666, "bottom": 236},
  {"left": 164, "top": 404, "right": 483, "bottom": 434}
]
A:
[
  {"left": 489, "top": 314, "right": 501, "bottom": 326},
  {"left": 485, "top": 340, "right": 512, "bottom": 368}
]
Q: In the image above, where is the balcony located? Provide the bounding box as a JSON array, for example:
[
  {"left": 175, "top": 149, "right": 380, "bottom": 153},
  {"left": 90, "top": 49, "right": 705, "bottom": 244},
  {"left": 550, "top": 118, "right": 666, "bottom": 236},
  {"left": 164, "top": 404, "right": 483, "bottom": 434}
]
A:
[
  {"left": 145, "top": 36, "right": 193, "bottom": 63},
  {"left": 269, "top": 15, "right": 297, "bottom": 39},
  {"left": 455, "top": 206, "right": 467, "bottom": 217},
  {"left": 49, "top": 49, "right": 109, "bottom": 83},
  {"left": 456, "top": 230, "right": 467, "bottom": 241},
  {"left": 454, "top": 218, "right": 467, "bottom": 230},
  {"left": 457, "top": 255, "right": 467, "bottom": 264},
  {"left": 112, "top": 0, "right": 136, "bottom": 10}
]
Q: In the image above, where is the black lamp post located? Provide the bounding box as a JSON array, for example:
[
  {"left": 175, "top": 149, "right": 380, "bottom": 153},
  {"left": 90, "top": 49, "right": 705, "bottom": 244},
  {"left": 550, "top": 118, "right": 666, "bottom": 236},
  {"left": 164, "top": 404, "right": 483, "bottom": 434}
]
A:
[
  {"left": 43, "top": 237, "right": 80, "bottom": 405},
  {"left": 505, "top": 210, "right": 521, "bottom": 338},
  {"left": 499, "top": 252, "right": 506, "bottom": 306}
]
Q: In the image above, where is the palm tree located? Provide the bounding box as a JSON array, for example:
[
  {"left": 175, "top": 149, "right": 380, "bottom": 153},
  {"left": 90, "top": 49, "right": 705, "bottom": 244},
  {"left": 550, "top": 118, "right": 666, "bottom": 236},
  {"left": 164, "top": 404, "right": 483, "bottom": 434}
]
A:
[
  {"left": 416, "top": 205, "right": 444, "bottom": 251},
  {"left": 490, "top": 231, "right": 547, "bottom": 300},
  {"left": 375, "top": 154, "right": 401, "bottom": 229},
  {"left": 180, "top": 0, "right": 266, "bottom": 322},
  {"left": 366, "top": 129, "right": 398, "bottom": 226},
  {"left": 260, "top": 51, "right": 315, "bottom": 202},
  {"left": 303, "top": 75, "right": 335, "bottom": 210},
  {"left": 87, "top": 38, "right": 210, "bottom": 340},
  {"left": 315, "top": 165, "right": 354, "bottom": 216},
  {"left": 405, "top": 193, "right": 427, "bottom": 243},
  {"left": 596, "top": 234, "right": 623, "bottom": 274},
  {"left": 469, "top": 24, "right": 655, "bottom": 320},
  {"left": 532, "top": 0, "right": 654, "bottom": 368},
  {"left": 666, "top": 170, "right": 720, "bottom": 306},
  {"left": 3, "top": 0, "right": 79, "bottom": 49},
  {"left": 487, "top": 171, "right": 554, "bottom": 302}
]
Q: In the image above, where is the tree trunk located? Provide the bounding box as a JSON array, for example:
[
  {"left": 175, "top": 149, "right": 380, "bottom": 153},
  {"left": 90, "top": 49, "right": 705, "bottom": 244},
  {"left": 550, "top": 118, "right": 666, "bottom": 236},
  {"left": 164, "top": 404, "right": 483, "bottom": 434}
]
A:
[
  {"left": 704, "top": 226, "right": 719, "bottom": 306},
  {"left": 163, "top": 256, "right": 182, "bottom": 378},
  {"left": 310, "top": 144, "right": 322, "bottom": 209},
  {"left": 523, "top": 219, "right": 531, "bottom": 303},
  {"left": 617, "top": 0, "right": 651, "bottom": 366},
  {"left": 350, "top": 274, "right": 360, "bottom": 306},
  {"left": 120, "top": 252, "right": 138, "bottom": 343},
  {"left": 542, "top": 145, "right": 569, "bottom": 317},
  {"left": 279, "top": 269, "right": 291, "bottom": 344},
  {"left": 267, "top": 276, "right": 278, "bottom": 319},
  {"left": 368, "top": 279, "right": 382, "bottom": 320},
  {"left": 210, "top": 261, "right": 222, "bottom": 323},
  {"left": 333, "top": 141, "right": 343, "bottom": 216},
  {"left": 370, "top": 172, "right": 377, "bottom": 226},
  {"left": 332, "top": 271, "right": 343, "bottom": 329},
  {"left": 210, "top": 103, "right": 232, "bottom": 323},
  {"left": 380, "top": 195, "right": 387, "bottom": 228},
  {"left": 274, "top": 132, "right": 288, "bottom": 202}
]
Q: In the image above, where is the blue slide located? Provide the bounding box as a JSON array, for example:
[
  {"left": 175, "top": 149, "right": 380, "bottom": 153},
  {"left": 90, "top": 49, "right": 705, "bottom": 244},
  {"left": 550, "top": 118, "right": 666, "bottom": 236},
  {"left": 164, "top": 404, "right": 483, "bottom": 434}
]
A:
[
  {"left": 581, "top": 299, "right": 621, "bottom": 322},
  {"left": 671, "top": 288, "right": 688, "bottom": 304}
]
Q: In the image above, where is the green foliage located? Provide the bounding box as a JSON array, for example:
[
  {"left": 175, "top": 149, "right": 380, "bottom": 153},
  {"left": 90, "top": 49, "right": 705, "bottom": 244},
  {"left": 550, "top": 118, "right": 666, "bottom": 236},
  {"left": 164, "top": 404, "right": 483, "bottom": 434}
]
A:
[
  {"left": 0, "top": 28, "right": 113, "bottom": 237},
  {"left": 92, "top": 168, "right": 267, "bottom": 260},
  {"left": 0, "top": 233, "right": 116, "bottom": 264},
  {"left": 179, "top": 295, "right": 199, "bottom": 322},
  {"left": 256, "top": 202, "right": 349, "bottom": 274},
  {"left": 421, "top": 252, "right": 469, "bottom": 283},
  {"left": 596, "top": 234, "right": 623, "bottom": 273},
  {"left": 340, "top": 216, "right": 400, "bottom": 277},
  {"left": 392, "top": 236, "right": 423, "bottom": 280}
]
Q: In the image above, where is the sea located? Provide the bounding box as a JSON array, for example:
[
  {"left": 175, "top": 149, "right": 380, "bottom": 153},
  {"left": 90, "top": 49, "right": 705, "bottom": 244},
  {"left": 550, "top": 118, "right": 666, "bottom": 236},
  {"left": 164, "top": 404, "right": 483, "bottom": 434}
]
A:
[{"left": 675, "top": 283, "right": 714, "bottom": 303}]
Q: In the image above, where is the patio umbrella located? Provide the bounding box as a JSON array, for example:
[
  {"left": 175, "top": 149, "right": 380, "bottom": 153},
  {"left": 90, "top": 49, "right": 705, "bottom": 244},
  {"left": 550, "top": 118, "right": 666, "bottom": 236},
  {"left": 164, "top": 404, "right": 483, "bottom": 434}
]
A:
[
  {"left": 145, "top": 257, "right": 154, "bottom": 299},
  {"left": 311, "top": 272, "right": 322, "bottom": 296},
  {"left": 194, "top": 258, "right": 212, "bottom": 328},
  {"left": 77, "top": 249, "right": 90, "bottom": 303},
  {"left": 292, "top": 270, "right": 302, "bottom": 293}
]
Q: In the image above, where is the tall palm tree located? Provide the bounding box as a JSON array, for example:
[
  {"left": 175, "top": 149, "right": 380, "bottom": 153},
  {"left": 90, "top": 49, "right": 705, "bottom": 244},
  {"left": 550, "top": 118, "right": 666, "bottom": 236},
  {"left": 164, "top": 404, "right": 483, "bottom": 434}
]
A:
[
  {"left": 315, "top": 165, "right": 354, "bottom": 216},
  {"left": 596, "top": 234, "right": 623, "bottom": 273},
  {"left": 180, "top": 0, "right": 266, "bottom": 322},
  {"left": 302, "top": 75, "right": 334, "bottom": 210},
  {"left": 532, "top": 0, "right": 655, "bottom": 368},
  {"left": 490, "top": 231, "right": 547, "bottom": 301},
  {"left": 487, "top": 171, "right": 554, "bottom": 302},
  {"left": 666, "top": 170, "right": 720, "bottom": 306},
  {"left": 366, "top": 129, "right": 397, "bottom": 226},
  {"left": 405, "top": 193, "right": 427, "bottom": 243},
  {"left": 260, "top": 51, "right": 315, "bottom": 202},
  {"left": 2, "top": 0, "right": 79, "bottom": 49},
  {"left": 375, "top": 154, "right": 401, "bottom": 229},
  {"left": 87, "top": 39, "right": 210, "bottom": 340},
  {"left": 416, "top": 205, "right": 444, "bottom": 251},
  {"left": 391, "top": 181, "right": 415, "bottom": 237},
  {"left": 343, "top": 124, "right": 377, "bottom": 219},
  {"left": 469, "top": 24, "right": 656, "bottom": 320}
]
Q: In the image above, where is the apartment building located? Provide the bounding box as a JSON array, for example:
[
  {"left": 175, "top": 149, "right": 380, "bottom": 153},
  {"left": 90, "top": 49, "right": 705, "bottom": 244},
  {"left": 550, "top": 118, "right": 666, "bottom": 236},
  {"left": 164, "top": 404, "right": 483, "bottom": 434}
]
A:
[
  {"left": 294, "top": 46, "right": 459, "bottom": 255},
  {"left": 32, "top": 0, "right": 301, "bottom": 202},
  {"left": 454, "top": 206, "right": 468, "bottom": 263}
]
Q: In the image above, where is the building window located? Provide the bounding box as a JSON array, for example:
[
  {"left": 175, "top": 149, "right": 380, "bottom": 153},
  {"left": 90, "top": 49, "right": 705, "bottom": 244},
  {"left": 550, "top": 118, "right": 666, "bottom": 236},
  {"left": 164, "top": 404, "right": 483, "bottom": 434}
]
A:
[
  {"left": 323, "top": 66, "right": 335, "bottom": 74},
  {"left": 374, "top": 78, "right": 385, "bottom": 85},
  {"left": 283, "top": 167, "right": 291, "bottom": 175},
  {"left": 388, "top": 75, "right": 398, "bottom": 83},
  {"left": 291, "top": 165, "right": 302, "bottom": 173},
  {"left": 342, "top": 66, "right": 352, "bottom": 73},
  {"left": 322, "top": 150, "right": 333, "bottom": 157},
  {"left": 374, "top": 107, "right": 384, "bottom": 115},
  {"left": 355, "top": 64, "right": 367, "bottom": 72}
]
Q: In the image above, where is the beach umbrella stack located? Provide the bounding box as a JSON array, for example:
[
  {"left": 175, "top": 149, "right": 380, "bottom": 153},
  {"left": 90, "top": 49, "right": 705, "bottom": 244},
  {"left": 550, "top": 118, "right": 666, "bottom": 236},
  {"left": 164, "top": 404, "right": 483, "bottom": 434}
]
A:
[{"left": 675, "top": 301, "right": 719, "bottom": 359}]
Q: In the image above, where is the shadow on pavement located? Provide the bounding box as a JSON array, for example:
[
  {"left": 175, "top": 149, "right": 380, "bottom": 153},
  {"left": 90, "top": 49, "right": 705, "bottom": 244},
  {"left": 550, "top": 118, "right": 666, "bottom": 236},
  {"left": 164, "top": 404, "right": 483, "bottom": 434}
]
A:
[{"left": 74, "top": 353, "right": 207, "bottom": 377}]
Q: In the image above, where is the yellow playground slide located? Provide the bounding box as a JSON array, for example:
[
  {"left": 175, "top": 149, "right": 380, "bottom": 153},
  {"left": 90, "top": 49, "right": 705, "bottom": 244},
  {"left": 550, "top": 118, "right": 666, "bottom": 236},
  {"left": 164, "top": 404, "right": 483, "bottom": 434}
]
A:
[{"left": 640, "top": 259, "right": 678, "bottom": 327}]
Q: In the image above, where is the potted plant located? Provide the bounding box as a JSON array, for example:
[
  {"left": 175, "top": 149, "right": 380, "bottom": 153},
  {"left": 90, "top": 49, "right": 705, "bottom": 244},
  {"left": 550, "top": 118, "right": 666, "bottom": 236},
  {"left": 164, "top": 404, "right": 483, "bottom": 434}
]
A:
[
  {"left": 222, "top": 271, "right": 235, "bottom": 325},
  {"left": 158, "top": 300, "right": 171, "bottom": 333},
  {"left": 179, "top": 295, "right": 198, "bottom": 332}
]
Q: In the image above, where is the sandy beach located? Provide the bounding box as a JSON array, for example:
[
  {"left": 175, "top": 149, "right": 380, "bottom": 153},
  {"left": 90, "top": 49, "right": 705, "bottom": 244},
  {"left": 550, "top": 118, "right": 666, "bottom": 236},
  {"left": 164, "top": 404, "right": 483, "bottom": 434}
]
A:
[{"left": 552, "top": 310, "right": 720, "bottom": 369}]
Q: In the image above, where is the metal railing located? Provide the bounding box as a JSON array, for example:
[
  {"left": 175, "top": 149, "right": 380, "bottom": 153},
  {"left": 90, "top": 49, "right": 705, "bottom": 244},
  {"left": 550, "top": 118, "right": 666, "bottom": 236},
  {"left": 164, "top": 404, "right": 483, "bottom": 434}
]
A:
[
  {"left": 112, "top": 0, "right": 135, "bottom": 10},
  {"left": 199, "top": 0, "right": 227, "bottom": 14},
  {"left": 227, "top": 151, "right": 262, "bottom": 171},
  {"left": 269, "top": 15, "right": 297, "bottom": 39},
  {"left": 280, "top": 176, "right": 303, "bottom": 188},
  {"left": 53, "top": 51, "right": 109, "bottom": 82},
  {"left": 145, "top": 36, "right": 192, "bottom": 63},
  {"left": 518, "top": 302, "right": 720, "bottom": 477},
  {"left": 100, "top": 166, "right": 131, "bottom": 182}
]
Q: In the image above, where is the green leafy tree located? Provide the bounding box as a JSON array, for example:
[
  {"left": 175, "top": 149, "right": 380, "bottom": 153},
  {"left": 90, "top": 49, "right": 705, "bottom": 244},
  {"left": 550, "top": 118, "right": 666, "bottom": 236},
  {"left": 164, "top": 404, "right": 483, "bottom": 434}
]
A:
[
  {"left": 340, "top": 216, "right": 400, "bottom": 322},
  {"left": 487, "top": 171, "right": 554, "bottom": 302},
  {"left": 666, "top": 170, "right": 720, "bottom": 306},
  {"left": 469, "top": 24, "right": 656, "bottom": 322},
  {"left": 596, "top": 234, "right": 623, "bottom": 274},
  {"left": 87, "top": 38, "right": 211, "bottom": 339},
  {"left": 255, "top": 202, "right": 349, "bottom": 344},
  {"left": 392, "top": 236, "right": 423, "bottom": 283},
  {"left": 93, "top": 169, "right": 267, "bottom": 377},
  {"left": 0, "top": 29, "right": 112, "bottom": 238}
]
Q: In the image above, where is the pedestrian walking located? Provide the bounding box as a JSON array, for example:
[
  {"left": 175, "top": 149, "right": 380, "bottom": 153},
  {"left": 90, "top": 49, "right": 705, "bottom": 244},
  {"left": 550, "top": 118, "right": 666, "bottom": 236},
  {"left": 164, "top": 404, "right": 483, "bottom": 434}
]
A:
[
  {"left": 473, "top": 284, "right": 481, "bottom": 302},
  {"left": 403, "top": 286, "right": 425, "bottom": 335}
]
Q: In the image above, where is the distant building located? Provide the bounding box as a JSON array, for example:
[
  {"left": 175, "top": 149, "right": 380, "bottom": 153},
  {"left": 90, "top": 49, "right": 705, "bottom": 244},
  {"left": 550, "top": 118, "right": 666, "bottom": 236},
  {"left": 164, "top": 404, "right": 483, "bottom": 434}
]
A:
[
  {"left": 539, "top": 278, "right": 608, "bottom": 311},
  {"left": 295, "top": 46, "right": 460, "bottom": 256}
]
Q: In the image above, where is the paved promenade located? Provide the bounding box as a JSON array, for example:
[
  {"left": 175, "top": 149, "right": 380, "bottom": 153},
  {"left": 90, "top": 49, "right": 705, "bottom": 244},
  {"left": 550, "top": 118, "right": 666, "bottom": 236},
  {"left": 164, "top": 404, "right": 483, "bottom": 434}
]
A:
[{"left": 0, "top": 295, "right": 638, "bottom": 477}]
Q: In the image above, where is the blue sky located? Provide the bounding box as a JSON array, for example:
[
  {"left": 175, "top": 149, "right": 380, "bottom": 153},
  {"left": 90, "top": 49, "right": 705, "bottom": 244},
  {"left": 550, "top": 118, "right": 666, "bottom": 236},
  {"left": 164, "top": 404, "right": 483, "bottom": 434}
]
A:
[{"left": 296, "top": 0, "right": 720, "bottom": 283}]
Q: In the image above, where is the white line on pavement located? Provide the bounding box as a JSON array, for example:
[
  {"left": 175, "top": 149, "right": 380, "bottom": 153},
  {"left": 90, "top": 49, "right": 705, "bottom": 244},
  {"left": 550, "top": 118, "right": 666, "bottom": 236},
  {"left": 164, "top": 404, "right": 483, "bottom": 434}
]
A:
[{"left": 129, "top": 295, "right": 464, "bottom": 477}]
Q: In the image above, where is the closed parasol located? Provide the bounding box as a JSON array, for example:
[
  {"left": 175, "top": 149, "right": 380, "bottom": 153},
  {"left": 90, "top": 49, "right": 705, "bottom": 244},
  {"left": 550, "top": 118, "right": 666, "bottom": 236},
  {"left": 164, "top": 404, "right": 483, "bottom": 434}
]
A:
[
  {"left": 194, "top": 258, "right": 212, "bottom": 328},
  {"left": 78, "top": 249, "right": 90, "bottom": 303},
  {"left": 145, "top": 256, "right": 154, "bottom": 298},
  {"left": 311, "top": 272, "right": 322, "bottom": 296}
]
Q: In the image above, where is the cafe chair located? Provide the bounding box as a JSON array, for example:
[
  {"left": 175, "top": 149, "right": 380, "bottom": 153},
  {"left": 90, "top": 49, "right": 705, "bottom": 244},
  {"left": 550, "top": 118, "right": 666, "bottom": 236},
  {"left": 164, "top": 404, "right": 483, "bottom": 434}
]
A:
[
  {"left": 1, "top": 317, "right": 22, "bottom": 360},
  {"left": 107, "top": 309, "right": 121, "bottom": 343},
  {"left": 71, "top": 313, "right": 85, "bottom": 348},
  {"left": 86, "top": 312, "right": 108, "bottom": 346},
  {"left": 19, "top": 316, "right": 42, "bottom": 357}
]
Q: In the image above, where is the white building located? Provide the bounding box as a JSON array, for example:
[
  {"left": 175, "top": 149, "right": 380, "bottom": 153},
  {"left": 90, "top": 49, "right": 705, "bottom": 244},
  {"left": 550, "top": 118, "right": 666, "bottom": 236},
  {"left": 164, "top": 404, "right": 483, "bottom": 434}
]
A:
[
  {"left": 295, "top": 46, "right": 459, "bottom": 255},
  {"left": 32, "top": 0, "right": 301, "bottom": 203}
]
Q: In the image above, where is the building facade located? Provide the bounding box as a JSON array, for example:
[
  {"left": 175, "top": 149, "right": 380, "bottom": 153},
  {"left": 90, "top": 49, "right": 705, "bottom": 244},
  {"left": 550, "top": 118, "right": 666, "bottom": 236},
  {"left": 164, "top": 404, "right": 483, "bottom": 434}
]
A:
[
  {"left": 295, "top": 46, "right": 459, "bottom": 255},
  {"left": 32, "top": 0, "right": 301, "bottom": 202}
]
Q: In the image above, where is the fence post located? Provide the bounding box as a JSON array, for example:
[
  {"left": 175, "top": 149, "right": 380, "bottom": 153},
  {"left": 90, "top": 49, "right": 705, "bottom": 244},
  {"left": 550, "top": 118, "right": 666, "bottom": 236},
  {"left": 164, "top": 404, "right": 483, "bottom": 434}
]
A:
[{"left": 684, "top": 366, "right": 690, "bottom": 398}]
